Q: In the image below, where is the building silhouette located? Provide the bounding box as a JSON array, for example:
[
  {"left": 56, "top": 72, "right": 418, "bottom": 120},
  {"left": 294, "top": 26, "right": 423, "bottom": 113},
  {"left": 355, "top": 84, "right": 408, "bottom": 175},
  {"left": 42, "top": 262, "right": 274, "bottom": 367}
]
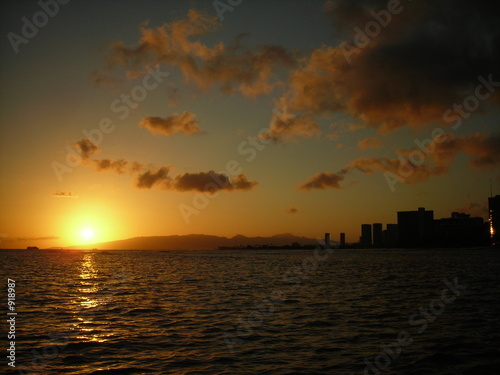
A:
[
  {"left": 340, "top": 233, "right": 346, "bottom": 248},
  {"left": 435, "top": 212, "right": 489, "bottom": 247},
  {"left": 353, "top": 197, "right": 495, "bottom": 248},
  {"left": 489, "top": 195, "right": 500, "bottom": 246},
  {"left": 360, "top": 224, "right": 372, "bottom": 247},
  {"left": 384, "top": 224, "right": 398, "bottom": 247},
  {"left": 397, "top": 207, "right": 434, "bottom": 247},
  {"left": 372, "top": 223, "right": 383, "bottom": 247},
  {"left": 325, "top": 233, "right": 331, "bottom": 248}
]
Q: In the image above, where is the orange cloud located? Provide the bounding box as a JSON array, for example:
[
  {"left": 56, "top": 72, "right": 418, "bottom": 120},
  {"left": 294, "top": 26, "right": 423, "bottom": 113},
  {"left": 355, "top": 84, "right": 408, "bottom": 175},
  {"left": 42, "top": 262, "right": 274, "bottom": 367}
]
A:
[
  {"left": 299, "top": 172, "right": 347, "bottom": 191},
  {"left": 260, "top": 113, "right": 320, "bottom": 142},
  {"left": 299, "top": 132, "right": 500, "bottom": 190},
  {"left": 140, "top": 112, "right": 202, "bottom": 137},
  {"left": 93, "top": 10, "right": 297, "bottom": 97}
]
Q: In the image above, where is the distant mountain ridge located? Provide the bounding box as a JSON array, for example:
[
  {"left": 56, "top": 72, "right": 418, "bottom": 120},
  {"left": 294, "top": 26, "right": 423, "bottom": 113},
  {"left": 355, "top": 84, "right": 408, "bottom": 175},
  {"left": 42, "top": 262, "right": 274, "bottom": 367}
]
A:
[{"left": 68, "top": 233, "right": 319, "bottom": 250}]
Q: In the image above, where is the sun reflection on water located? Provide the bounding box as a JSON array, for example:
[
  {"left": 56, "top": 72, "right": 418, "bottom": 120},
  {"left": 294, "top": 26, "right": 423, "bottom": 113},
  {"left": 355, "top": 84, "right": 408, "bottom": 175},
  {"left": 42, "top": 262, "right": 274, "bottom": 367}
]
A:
[{"left": 73, "top": 253, "right": 109, "bottom": 343}]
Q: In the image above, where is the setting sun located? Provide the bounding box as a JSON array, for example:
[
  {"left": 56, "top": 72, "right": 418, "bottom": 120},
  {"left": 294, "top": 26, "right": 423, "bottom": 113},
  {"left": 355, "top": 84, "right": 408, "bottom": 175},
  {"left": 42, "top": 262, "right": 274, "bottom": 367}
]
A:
[{"left": 81, "top": 228, "right": 94, "bottom": 240}]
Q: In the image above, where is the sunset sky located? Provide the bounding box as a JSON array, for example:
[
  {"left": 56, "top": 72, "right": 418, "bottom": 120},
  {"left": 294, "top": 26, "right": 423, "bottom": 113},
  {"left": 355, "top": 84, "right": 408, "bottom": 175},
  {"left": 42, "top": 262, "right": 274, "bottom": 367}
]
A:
[{"left": 1, "top": 0, "right": 499, "bottom": 249}]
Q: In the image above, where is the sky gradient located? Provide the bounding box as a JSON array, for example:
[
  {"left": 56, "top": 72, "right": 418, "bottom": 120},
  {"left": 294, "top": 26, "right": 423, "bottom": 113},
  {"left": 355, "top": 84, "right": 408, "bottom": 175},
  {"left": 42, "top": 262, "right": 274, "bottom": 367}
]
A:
[{"left": 1, "top": 0, "right": 499, "bottom": 249}]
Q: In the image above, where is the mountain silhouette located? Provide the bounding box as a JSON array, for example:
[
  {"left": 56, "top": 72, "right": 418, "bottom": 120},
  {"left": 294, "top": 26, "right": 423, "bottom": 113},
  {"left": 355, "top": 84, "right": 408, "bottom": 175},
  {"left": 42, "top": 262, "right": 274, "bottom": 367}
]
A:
[{"left": 68, "top": 233, "right": 319, "bottom": 250}]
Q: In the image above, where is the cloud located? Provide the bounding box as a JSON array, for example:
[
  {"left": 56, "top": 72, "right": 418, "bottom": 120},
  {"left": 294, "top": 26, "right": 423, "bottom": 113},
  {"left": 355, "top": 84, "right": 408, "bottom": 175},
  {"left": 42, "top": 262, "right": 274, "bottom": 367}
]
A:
[
  {"left": 93, "top": 10, "right": 297, "bottom": 97},
  {"left": 74, "top": 138, "right": 146, "bottom": 174},
  {"left": 299, "top": 132, "right": 500, "bottom": 190},
  {"left": 299, "top": 172, "right": 347, "bottom": 191},
  {"left": 430, "top": 133, "right": 500, "bottom": 169},
  {"left": 172, "top": 171, "right": 258, "bottom": 193},
  {"left": 358, "top": 137, "right": 382, "bottom": 149},
  {"left": 276, "top": 0, "right": 500, "bottom": 132},
  {"left": 52, "top": 191, "right": 78, "bottom": 198},
  {"left": 286, "top": 207, "right": 299, "bottom": 214},
  {"left": 260, "top": 113, "right": 320, "bottom": 142},
  {"left": 73, "top": 138, "right": 258, "bottom": 194},
  {"left": 230, "top": 174, "right": 259, "bottom": 191},
  {"left": 93, "top": 4, "right": 500, "bottom": 139},
  {"left": 74, "top": 138, "right": 99, "bottom": 160},
  {"left": 136, "top": 166, "right": 171, "bottom": 189},
  {"left": 140, "top": 112, "right": 202, "bottom": 137},
  {"left": 94, "top": 159, "right": 131, "bottom": 173}
]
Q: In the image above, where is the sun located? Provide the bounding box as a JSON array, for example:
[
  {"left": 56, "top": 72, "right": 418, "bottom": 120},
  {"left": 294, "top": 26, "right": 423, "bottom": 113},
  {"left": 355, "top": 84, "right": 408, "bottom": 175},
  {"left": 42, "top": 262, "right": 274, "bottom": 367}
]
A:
[{"left": 81, "top": 228, "right": 94, "bottom": 240}]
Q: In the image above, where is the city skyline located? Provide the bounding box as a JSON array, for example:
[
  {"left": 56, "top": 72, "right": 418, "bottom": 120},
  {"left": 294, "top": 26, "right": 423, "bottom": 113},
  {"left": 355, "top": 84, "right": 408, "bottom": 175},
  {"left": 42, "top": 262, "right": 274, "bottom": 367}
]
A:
[{"left": 1, "top": 0, "right": 500, "bottom": 249}]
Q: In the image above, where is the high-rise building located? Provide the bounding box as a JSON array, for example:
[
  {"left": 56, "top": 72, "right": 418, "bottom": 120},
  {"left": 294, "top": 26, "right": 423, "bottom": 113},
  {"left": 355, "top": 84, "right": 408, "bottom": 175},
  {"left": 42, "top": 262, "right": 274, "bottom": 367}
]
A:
[
  {"left": 435, "top": 212, "right": 489, "bottom": 247},
  {"left": 489, "top": 195, "right": 500, "bottom": 246},
  {"left": 372, "top": 223, "right": 383, "bottom": 247},
  {"left": 340, "top": 233, "right": 346, "bottom": 248},
  {"left": 397, "top": 207, "right": 434, "bottom": 247},
  {"left": 325, "top": 233, "right": 331, "bottom": 248},
  {"left": 361, "top": 224, "right": 372, "bottom": 247},
  {"left": 385, "top": 224, "right": 398, "bottom": 247}
]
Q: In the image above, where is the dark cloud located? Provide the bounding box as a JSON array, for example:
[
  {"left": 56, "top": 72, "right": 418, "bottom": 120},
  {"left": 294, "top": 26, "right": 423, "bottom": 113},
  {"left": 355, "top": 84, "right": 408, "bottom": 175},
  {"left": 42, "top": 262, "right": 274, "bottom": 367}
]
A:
[
  {"left": 94, "top": 159, "right": 130, "bottom": 174},
  {"left": 432, "top": 133, "right": 500, "bottom": 169},
  {"left": 136, "top": 166, "right": 171, "bottom": 189},
  {"left": 74, "top": 138, "right": 99, "bottom": 160},
  {"left": 140, "top": 112, "right": 202, "bottom": 137},
  {"left": 280, "top": 0, "right": 500, "bottom": 133},
  {"left": 299, "top": 172, "right": 347, "bottom": 191},
  {"left": 287, "top": 207, "right": 299, "bottom": 214},
  {"left": 173, "top": 171, "right": 258, "bottom": 193}
]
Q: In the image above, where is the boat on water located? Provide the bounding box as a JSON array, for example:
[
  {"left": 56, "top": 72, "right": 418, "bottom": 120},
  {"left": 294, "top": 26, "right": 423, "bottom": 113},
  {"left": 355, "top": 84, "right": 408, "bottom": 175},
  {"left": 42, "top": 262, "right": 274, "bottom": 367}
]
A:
[{"left": 26, "top": 246, "right": 39, "bottom": 250}]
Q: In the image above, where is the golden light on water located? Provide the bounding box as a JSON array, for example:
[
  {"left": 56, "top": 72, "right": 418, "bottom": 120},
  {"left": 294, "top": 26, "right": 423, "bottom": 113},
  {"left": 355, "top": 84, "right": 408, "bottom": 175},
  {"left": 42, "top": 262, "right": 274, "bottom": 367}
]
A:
[
  {"left": 78, "top": 253, "right": 99, "bottom": 309},
  {"left": 73, "top": 253, "right": 108, "bottom": 343}
]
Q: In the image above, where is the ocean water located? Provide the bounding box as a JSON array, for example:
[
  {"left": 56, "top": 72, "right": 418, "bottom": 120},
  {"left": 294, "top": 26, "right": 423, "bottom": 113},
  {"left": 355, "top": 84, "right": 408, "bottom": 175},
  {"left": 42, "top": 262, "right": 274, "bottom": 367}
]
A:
[{"left": 1, "top": 248, "right": 500, "bottom": 374}]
